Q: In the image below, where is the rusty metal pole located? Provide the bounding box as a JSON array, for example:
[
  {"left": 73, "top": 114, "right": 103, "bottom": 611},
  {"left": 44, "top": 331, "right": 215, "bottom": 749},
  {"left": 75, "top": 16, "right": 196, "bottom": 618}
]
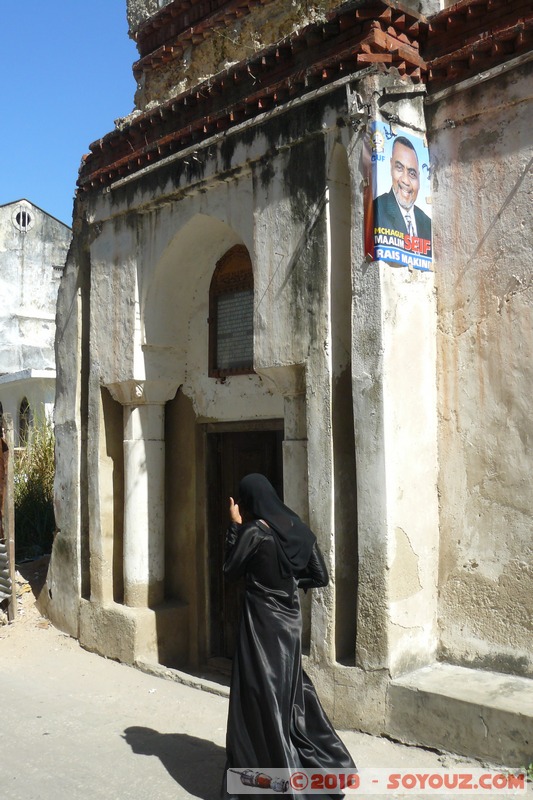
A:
[{"left": 3, "top": 414, "right": 16, "bottom": 622}]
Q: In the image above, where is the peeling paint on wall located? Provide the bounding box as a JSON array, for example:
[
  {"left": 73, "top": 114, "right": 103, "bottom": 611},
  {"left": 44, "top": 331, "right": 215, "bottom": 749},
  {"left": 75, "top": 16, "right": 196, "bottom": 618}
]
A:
[
  {"left": 390, "top": 527, "right": 422, "bottom": 602},
  {"left": 430, "top": 63, "right": 533, "bottom": 679},
  {"left": 134, "top": 0, "right": 336, "bottom": 109}
]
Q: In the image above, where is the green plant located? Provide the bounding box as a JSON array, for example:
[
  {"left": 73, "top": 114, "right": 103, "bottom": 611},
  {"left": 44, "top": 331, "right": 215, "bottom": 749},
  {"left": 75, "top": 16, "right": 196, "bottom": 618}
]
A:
[
  {"left": 14, "top": 417, "right": 55, "bottom": 561},
  {"left": 521, "top": 762, "right": 533, "bottom": 783}
]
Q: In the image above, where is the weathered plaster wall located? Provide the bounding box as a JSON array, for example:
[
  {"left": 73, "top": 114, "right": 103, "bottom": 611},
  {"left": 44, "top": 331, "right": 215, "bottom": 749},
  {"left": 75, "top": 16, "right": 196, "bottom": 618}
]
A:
[
  {"left": 127, "top": 0, "right": 167, "bottom": 32},
  {"left": 41, "top": 230, "right": 84, "bottom": 637},
  {"left": 253, "top": 129, "right": 337, "bottom": 667},
  {"left": 164, "top": 388, "right": 198, "bottom": 662},
  {"left": 381, "top": 266, "right": 439, "bottom": 676},
  {"left": 85, "top": 120, "right": 338, "bottom": 445},
  {"left": 349, "top": 73, "right": 439, "bottom": 680},
  {"left": 126, "top": 0, "right": 438, "bottom": 41},
  {"left": 328, "top": 140, "right": 358, "bottom": 664},
  {"left": 129, "top": 0, "right": 436, "bottom": 110},
  {"left": 91, "top": 387, "right": 125, "bottom": 607},
  {"left": 48, "top": 87, "right": 354, "bottom": 666},
  {"left": 253, "top": 133, "right": 329, "bottom": 371},
  {"left": 351, "top": 261, "right": 439, "bottom": 679},
  {"left": 0, "top": 372, "right": 56, "bottom": 443},
  {"left": 89, "top": 219, "right": 139, "bottom": 387},
  {"left": 134, "top": 0, "right": 335, "bottom": 108},
  {"left": 56, "top": 72, "right": 440, "bottom": 698},
  {"left": 48, "top": 0, "right": 533, "bottom": 757},
  {"left": 428, "top": 63, "right": 533, "bottom": 677},
  {"left": 0, "top": 199, "right": 70, "bottom": 445},
  {"left": 0, "top": 201, "right": 70, "bottom": 375}
]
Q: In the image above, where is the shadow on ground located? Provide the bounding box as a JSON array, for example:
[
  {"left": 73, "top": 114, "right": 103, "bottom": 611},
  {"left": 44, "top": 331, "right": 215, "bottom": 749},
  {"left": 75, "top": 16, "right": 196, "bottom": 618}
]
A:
[
  {"left": 16, "top": 554, "right": 50, "bottom": 600},
  {"left": 123, "top": 727, "right": 226, "bottom": 800}
]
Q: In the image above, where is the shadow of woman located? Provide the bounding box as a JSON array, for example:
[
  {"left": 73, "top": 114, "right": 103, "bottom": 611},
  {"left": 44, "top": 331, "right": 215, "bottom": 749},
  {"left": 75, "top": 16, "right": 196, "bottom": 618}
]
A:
[{"left": 123, "top": 726, "right": 226, "bottom": 800}]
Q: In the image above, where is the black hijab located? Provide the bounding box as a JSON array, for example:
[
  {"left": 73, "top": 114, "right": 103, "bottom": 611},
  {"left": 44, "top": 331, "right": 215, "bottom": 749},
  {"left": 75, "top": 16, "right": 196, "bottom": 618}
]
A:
[{"left": 238, "top": 473, "right": 316, "bottom": 576}]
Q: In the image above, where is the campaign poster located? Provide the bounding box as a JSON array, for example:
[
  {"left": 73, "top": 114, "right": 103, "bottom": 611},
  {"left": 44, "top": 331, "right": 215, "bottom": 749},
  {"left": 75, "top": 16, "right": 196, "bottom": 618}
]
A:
[{"left": 364, "top": 122, "right": 432, "bottom": 272}]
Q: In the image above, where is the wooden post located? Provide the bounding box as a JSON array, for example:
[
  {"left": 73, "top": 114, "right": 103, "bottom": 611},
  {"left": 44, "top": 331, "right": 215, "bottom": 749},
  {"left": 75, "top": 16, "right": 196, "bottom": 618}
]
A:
[{"left": 3, "top": 414, "right": 16, "bottom": 622}]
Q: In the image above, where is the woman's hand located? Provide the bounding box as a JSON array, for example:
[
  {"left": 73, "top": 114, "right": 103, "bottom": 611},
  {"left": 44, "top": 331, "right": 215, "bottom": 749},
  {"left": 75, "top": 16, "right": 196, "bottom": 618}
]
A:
[{"left": 229, "top": 496, "right": 242, "bottom": 524}]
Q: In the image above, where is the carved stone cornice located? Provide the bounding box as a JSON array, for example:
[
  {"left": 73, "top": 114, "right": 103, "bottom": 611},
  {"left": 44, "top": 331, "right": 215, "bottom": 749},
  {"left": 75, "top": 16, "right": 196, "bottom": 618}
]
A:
[{"left": 106, "top": 379, "right": 179, "bottom": 405}]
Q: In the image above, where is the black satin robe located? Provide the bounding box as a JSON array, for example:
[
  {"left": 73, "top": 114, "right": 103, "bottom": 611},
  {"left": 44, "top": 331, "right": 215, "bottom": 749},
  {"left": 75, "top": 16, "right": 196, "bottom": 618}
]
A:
[{"left": 223, "top": 521, "right": 356, "bottom": 798}]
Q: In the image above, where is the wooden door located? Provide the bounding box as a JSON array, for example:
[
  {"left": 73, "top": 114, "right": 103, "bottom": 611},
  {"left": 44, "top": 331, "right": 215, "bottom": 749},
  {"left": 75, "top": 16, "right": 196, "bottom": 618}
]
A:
[{"left": 207, "top": 426, "right": 283, "bottom": 661}]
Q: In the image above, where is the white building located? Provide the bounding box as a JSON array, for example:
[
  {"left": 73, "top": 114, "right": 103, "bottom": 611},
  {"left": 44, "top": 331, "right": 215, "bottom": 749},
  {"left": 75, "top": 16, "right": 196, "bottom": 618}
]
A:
[
  {"left": 43, "top": 0, "right": 533, "bottom": 767},
  {"left": 0, "top": 200, "right": 71, "bottom": 442}
]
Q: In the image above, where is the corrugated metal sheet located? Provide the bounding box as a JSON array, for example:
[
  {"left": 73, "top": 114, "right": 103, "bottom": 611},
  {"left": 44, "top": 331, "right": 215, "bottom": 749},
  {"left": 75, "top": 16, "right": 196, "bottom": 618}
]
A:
[{"left": 0, "top": 539, "right": 11, "bottom": 602}]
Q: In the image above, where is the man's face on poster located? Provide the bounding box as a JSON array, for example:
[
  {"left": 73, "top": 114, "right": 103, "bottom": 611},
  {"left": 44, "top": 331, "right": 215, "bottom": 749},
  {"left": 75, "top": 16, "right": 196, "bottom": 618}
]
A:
[{"left": 390, "top": 141, "right": 420, "bottom": 211}]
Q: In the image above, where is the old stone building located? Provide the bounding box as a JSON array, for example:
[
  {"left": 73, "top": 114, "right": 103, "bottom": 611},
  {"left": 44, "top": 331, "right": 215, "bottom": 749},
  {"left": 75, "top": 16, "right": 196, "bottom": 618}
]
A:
[
  {"left": 0, "top": 200, "right": 71, "bottom": 442},
  {"left": 42, "top": 0, "right": 532, "bottom": 766}
]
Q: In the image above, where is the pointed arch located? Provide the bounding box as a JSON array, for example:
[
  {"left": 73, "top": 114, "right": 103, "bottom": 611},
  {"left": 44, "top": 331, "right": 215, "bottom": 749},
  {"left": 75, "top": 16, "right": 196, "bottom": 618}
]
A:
[
  {"left": 328, "top": 142, "right": 358, "bottom": 664},
  {"left": 19, "top": 397, "right": 32, "bottom": 446},
  {"left": 208, "top": 244, "right": 254, "bottom": 377}
]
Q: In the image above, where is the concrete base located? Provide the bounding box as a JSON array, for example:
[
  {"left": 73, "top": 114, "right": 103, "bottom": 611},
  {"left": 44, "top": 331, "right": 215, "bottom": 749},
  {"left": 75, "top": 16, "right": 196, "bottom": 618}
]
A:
[
  {"left": 79, "top": 599, "right": 189, "bottom": 668},
  {"left": 305, "top": 660, "right": 390, "bottom": 736},
  {"left": 388, "top": 662, "right": 533, "bottom": 767}
]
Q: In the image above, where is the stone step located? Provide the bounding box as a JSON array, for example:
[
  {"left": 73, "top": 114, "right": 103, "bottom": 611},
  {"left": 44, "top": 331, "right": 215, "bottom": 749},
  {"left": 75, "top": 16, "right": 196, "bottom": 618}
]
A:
[{"left": 388, "top": 662, "right": 533, "bottom": 768}]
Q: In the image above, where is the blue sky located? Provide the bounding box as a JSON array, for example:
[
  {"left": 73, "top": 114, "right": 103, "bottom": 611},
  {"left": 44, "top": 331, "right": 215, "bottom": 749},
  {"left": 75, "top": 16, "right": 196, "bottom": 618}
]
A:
[{"left": 1, "top": 2, "right": 138, "bottom": 227}]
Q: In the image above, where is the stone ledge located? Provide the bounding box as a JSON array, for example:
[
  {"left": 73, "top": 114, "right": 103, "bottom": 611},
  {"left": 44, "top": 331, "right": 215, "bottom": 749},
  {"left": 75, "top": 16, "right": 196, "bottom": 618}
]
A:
[
  {"left": 135, "top": 659, "right": 230, "bottom": 698},
  {"left": 388, "top": 662, "right": 533, "bottom": 767},
  {"left": 78, "top": 599, "right": 189, "bottom": 668}
]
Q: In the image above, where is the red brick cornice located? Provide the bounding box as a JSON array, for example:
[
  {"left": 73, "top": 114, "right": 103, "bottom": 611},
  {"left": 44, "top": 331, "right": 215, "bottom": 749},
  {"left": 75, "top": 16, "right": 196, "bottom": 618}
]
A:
[
  {"left": 133, "top": 0, "right": 272, "bottom": 75},
  {"left": 425, "top": 0, "right": 533, "bottom": 89},
  {"left": 79, "top": 0, "right": 425, "bottom": 192},
  {"left": 77, "top": 0, "right": 532, "bottom": 193}
]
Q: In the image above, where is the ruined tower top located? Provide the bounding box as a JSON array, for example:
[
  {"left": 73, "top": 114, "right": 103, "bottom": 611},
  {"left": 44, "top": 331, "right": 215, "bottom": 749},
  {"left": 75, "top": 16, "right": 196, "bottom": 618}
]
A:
[
  {"left": 127, "top": 0, "right": 444, "bottom": 35},
  {"left": 127, "top": 0, "right": 171, "bottom": 33},
  {"left": 126, "top": 0, "right": 443, "bottom": 110},
  {"left": 82, "top": 0, "right": 529, "bottom": 193}
]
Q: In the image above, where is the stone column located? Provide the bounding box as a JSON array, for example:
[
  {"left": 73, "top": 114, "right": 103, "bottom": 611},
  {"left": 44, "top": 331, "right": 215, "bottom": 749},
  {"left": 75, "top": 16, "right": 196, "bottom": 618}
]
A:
[
  {"left": 255, "top": 365, "right": 314, "bottom": 647},
  {"left": 108, "top": 380, "right": 178, "bottom": 608},
  {"left": 256, "top": 364, "right": 308, "bottom": 517},
  {"left": 123, "top": 400, "right": 165, "bottom": 607},
  {"left": 282, "top": 391, "right": 309, "bottom": 518},
  {"left": 352, "top": 263, "right": 439, "bottom": 677}
]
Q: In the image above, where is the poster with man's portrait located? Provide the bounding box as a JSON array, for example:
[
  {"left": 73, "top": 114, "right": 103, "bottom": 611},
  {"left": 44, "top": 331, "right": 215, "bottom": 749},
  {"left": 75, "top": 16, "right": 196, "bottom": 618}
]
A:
[{"left": 364, "top": 122, "right": 432, "bottom": 272}]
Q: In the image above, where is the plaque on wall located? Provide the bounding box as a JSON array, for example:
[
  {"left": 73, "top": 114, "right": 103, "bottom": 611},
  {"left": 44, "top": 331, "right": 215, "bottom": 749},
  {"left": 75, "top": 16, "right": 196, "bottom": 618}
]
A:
[
  {"left": 216, "top": 290, "right": 253, "bottom": 370},
  {"left": 209, "top": 245, "right": 255, "bottom": 377}
]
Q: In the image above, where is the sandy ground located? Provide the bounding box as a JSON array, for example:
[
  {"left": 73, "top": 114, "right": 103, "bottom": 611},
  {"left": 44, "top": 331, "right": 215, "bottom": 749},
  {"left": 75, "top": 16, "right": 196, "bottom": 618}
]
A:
[
  {"left": 1, "top": 558, "right": 530, "bottom": 800},
  {"left": 0, "top": 554, "right": 52, "bottom": 631}
]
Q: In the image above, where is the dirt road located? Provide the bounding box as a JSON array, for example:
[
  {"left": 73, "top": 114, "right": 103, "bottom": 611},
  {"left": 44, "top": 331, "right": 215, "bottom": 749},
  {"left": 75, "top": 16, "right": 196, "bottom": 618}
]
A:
[{"left": 1, "top": 559, "right": 529, "bottom": 800}]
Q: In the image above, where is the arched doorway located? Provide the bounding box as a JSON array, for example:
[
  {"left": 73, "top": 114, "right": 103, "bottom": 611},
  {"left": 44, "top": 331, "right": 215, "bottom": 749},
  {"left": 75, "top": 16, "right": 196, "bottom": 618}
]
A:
[
  {"left": 142, "top": 213, "right": 284, "bottom": 668},
  {"left": 206, "top": 420, "right": 283, "bottom": 663}
]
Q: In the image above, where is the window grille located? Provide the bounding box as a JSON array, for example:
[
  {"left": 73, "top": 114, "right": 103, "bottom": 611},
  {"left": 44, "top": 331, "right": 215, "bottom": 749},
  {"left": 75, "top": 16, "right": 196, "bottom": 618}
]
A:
[
  {"left": 12, "top": 205, "right": 34, "bottom": 233},
  {"left": 208, "top": 245, "right": 254, "bottom": 378},
  {"left": 19, "top": 398, "right": 32, "bottom": 446}
]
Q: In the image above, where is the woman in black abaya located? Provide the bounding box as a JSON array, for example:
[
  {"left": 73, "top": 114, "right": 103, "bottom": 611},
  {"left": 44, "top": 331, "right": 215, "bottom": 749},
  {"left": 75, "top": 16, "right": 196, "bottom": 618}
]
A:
[{"left": 222, "top": 473, "right": 356, "bottom": 797}]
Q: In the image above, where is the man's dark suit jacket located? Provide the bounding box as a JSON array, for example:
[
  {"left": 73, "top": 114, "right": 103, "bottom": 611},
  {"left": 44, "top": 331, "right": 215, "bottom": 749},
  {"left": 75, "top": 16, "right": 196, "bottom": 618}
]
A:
[{"left": 374, "top": 189, "right": 432, "bottom": 251}]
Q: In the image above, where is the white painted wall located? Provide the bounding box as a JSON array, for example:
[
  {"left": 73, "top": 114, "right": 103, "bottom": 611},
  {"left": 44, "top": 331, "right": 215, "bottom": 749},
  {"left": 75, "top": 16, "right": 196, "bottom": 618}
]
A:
[
  {"left": 429, "top": 63, "right": 533, "bottom": 677},
  {"left": 47, "top": 57, "right": 532, "bottom": 757},
  {"left": 0, "top": 200, "right": 70, "bottom": 443},
  {"left": 0, "top": 371, "right": 55, "bottom": 444}
]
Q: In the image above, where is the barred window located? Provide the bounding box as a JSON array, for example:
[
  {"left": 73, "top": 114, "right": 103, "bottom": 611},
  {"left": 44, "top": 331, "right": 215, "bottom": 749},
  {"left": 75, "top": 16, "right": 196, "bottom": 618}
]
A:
[
  {"left": 19, "top": 398, "right": 32, "bottom": 446},
  {"left": 209, "top": 245, "right": 254, "bottom": 378},
  {"left": 12, "top": 204, "right": 34, "bottom": 233}
]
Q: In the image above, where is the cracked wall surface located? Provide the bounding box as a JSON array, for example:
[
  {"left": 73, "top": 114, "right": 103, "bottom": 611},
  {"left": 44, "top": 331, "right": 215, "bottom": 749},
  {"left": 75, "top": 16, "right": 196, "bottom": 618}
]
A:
[
  {"left": 133, "top": 0, "right": 344, "bottom": 110},
  {"left": 127, "top": 0, "right": 164, "bottom": 32},
  {"left": 125, "top": 0, "right": 441, "bottom": 111},
  {"left": 126, "top": 0, "right": 441, "bottom": 34},
  {"left": 45, "top": 2, "right": 533, "bottom": 766},
  {"left": 428, "top": 62, "right": 533, "bottom": 678}
]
